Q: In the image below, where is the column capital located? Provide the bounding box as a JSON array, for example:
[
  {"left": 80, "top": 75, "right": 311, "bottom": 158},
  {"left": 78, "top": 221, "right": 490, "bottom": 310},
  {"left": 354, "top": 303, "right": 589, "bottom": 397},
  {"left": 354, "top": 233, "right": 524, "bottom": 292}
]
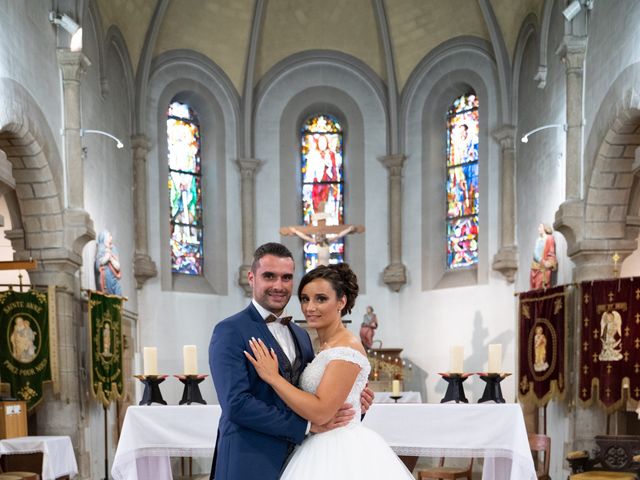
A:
[
  {"left": 382, "top": 262, "right": 407, "bottom": 292},
  {"left": 236, "top": 158, "right": 263, "bottom": 179},
  {"left": 131, "top": 134, "right": 151, "bottom": 155},
  {"left": 378, "top": 154, "right": 406, "bottom": 177},
  {"left": 56, "top": 49, "right": 91, "bottom": 82},
  {"left": 556, "top": 36, "right": 587, "bottom": 73},
  {"left": 492, "top": 125, "right": 517, "bottom": 149}
]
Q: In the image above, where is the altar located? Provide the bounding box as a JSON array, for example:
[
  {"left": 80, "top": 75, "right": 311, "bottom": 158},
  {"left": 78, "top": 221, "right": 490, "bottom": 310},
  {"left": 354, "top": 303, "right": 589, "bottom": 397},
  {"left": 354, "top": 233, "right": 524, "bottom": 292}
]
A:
[{"left": 111, "top": 403, "right": 536, "bottom": 480}]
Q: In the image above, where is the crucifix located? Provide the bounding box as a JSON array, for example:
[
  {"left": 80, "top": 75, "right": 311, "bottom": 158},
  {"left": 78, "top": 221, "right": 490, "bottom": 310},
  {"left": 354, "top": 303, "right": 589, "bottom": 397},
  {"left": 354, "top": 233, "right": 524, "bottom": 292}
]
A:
[
  {"left": 612, "top": 252, "right": 621, "bottom": 278},
  {"left": 280, "top": 203, "right": 364, "bottom": 267}
]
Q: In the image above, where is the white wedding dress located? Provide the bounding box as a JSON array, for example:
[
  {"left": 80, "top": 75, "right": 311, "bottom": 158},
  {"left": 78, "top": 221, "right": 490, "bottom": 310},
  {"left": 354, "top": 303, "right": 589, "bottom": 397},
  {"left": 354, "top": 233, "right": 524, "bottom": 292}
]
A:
[{"left": 280, "top": 346, "right": 414, "bottom": 479}]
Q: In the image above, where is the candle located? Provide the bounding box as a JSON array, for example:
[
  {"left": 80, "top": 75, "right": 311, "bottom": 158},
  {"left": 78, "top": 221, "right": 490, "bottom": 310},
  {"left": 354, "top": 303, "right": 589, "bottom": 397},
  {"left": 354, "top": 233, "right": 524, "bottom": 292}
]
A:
[
  {"left": 392, "top": 379, "right": 401, "bottom": 396},
  {"left": 449, "top": 345, "right": 464, "bottom": 374},
  {"left": 143, "top": 347, "right": 158, "bottom": 376},
  {"left": 183, "top": 345, "right": 198, "bottom": 375},
  {"left": 488, "top": 344, "right": 502, "bottom": 373}
]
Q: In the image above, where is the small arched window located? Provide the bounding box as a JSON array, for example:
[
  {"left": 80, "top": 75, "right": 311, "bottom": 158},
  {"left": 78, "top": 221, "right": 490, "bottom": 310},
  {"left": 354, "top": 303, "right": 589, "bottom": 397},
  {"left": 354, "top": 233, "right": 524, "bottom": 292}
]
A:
[
  {"left": 167, "top": 101, "right": 203, "bottom": 275},
  {"left": 446, "top": 93, "right": 479, "bottom": 269},
  {"left": 300, "top": 114, "right": 344, "bottom": 272}
]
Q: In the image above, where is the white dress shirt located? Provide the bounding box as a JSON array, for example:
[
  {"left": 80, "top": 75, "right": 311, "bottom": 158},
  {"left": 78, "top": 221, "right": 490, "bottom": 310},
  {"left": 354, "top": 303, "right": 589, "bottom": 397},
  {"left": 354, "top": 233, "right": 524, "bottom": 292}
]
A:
[{"left": 252, "top": 299, "right": 297, "bottom": 364}]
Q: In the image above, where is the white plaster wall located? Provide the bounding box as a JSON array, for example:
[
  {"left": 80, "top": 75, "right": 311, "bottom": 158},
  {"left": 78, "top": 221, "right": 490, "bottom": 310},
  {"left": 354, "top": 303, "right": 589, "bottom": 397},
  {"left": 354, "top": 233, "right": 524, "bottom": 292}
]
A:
[
  {"left": 514, "top": 3, "right": 570, "bottom": 478},
  {"left": 0, "top": 1, "right": 63, "bottom": 158}
]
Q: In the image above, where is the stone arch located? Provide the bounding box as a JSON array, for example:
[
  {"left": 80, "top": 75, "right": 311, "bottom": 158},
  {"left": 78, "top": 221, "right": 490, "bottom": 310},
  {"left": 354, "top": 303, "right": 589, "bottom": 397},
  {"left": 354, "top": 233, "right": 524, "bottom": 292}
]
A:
[
  {"left": 0, "top": 78, "right": 72, "bottom": 262},
  {"left": 586, "top": 89, "right": 640, "bottom": 244},
  {"left": 555, "top": 70, "right": 640, "bottom": 280}
]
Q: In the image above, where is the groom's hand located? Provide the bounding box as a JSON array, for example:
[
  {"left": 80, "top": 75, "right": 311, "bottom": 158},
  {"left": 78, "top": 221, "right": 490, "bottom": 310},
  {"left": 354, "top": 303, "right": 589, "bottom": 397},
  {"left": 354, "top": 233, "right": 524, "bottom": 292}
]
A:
[
  {"left": 360, "top": 385, "right": 374, "bottom": 413},
  {"left": 309, "top": 403, "right": 355, "bottom": 433}
]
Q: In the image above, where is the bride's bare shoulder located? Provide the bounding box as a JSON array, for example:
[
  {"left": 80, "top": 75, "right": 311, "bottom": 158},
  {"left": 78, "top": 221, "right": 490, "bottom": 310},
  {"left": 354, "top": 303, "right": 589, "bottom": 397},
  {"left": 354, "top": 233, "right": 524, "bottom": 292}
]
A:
[{"left": 333, "top": 333, "right": 366, "bottom": 357}]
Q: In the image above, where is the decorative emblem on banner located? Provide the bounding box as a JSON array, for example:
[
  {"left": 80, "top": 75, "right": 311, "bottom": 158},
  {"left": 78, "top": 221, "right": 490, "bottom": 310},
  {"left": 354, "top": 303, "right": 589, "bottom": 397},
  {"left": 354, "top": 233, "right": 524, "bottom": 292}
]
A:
[
  {"left": 89, "top": 291, "right": 124, "bottom": 407},
  {"left": 0, "top": 289, "right": 57, "bottom": 411},
  {"left": 579, "top": 278, "right": 640, "bottom": 412},
  {"left": 518, "top": 285, "right": 567, "bottom": 407}
]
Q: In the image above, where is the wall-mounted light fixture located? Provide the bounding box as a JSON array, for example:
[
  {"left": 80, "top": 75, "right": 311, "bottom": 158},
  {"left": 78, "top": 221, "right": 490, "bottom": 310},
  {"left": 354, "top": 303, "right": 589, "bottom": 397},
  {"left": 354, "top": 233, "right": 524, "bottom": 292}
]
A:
[
  {"left": 49, "top": 11, "right": 83, "bottom": 51},
  {"left": 520, "top": 124, "right": 567, "bottom": 143},
  {"left": 562, "top": 0, "right": 594, "bottom": 21},
  {"left": 81, "top": 129, "right": 124, "bottom": 149}
]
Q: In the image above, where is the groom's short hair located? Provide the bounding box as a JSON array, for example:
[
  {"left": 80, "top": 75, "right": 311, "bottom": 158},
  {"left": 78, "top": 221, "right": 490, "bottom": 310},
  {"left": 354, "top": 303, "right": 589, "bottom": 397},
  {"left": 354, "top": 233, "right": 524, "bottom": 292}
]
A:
[{"left": 251, "top": 242, "right": 294, "bottom": 272}]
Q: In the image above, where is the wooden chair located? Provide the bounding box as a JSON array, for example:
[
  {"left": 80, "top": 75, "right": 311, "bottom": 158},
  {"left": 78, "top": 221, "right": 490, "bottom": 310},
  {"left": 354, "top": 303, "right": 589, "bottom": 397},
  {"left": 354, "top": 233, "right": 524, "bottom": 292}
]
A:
[
  {"left": 566, "top": 435, "right": 640, "bottom": 479},
  {"left": 529, "top": 433, "right": 551, "bottom": 480},
  {"left": 0, "top": 455, "right": 40, "bottom": 480},
  {"left": 418, "top": 458, "right": 474, "bottom": 480}
]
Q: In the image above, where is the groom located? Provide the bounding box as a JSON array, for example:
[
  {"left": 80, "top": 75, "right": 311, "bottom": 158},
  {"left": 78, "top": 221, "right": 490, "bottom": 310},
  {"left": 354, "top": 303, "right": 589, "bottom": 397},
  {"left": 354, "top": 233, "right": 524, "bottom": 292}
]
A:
[{"left": 209, "top": 242, "right": 372, "bottom": 479}]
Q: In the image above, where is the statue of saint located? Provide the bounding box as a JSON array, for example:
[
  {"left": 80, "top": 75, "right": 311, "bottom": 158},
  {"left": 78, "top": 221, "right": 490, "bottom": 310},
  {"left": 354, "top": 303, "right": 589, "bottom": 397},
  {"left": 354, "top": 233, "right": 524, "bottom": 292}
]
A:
[
  {"left": 533, "top": 325, "right": 549, "bottom": 372},
  {"left": 360, "top": 306, "right": 378, "bottom": 349},
  {"left": 599, "top": 309, "right": 623, "bottom": 361},
  {"left": 280, "top": 202, "right": 364, "bottom": 268},
  {"left": 95, "top": 230, "right": 123, "bottom": 296},
  {"left": 530, "top": 223, "right": 557, "bottom": 290}
]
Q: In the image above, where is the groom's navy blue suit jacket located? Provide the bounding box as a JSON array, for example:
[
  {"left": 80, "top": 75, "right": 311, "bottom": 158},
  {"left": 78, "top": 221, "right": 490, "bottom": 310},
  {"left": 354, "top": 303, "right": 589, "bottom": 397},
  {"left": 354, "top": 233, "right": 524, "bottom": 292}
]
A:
[{"left": 209, "top": 303, "right": 315, "bottom": 480}]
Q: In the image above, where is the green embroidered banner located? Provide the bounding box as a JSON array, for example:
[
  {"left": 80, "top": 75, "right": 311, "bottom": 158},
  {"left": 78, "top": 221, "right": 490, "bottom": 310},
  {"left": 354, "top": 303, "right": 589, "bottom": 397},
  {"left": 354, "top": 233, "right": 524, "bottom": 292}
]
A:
[
  {"left": 89, "top": 291, "right": 124, "bottom": 407},
  {"left": 0, "top": 289, "right": 54, "bottom": 411}
]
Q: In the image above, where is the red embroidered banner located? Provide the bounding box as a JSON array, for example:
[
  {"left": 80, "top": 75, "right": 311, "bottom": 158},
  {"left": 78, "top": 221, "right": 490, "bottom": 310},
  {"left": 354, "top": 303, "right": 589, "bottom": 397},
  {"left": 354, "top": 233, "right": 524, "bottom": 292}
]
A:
[
  {"left": 580, "top": 278, "right": 640, "bottom": 412},
  {"left": 518, "top": 285, "right": 567, "bottom": 407}
]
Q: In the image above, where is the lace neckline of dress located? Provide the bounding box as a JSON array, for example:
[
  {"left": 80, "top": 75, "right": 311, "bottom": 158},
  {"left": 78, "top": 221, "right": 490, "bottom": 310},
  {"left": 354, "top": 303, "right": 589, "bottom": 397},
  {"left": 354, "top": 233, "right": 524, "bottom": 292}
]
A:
[{"left": 316, "top": 345, "right": 367, "bottom": 360}]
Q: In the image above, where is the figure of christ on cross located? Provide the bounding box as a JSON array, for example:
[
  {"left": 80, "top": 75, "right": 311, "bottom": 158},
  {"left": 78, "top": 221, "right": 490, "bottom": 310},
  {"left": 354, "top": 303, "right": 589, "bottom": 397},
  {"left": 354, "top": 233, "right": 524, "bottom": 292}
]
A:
[{"left": 279, "top": 209, "right": 364, "bottom": 267}]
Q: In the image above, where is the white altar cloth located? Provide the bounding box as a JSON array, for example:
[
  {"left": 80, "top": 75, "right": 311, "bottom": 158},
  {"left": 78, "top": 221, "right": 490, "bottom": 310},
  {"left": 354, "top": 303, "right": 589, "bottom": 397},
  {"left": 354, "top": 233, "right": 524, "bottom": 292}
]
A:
[
  {"left": 363, "top": 404, "right": 536, "bottom": 480},
  {"left": 112, "top": 403, "right": 535, "bottom": 480},
  {"left": 0, "top": 435, "right": 78, "bottom": 480}
]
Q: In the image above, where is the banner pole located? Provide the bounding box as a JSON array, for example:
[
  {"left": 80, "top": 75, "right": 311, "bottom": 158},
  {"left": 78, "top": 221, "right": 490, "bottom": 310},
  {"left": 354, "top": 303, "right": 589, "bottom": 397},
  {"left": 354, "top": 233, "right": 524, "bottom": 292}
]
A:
[{"left": 104, "top": 404, "right": 109, "bottom": 480}]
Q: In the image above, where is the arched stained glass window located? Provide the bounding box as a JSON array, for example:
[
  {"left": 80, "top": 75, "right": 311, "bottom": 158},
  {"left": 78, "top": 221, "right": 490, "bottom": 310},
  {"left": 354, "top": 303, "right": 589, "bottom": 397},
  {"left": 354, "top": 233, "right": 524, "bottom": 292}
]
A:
[
  {"left": 168, "top": 101, "right": 203, "bottom": 275},
  {"left": 300, "top": 114, "right": 344, "bottom": 272},
  {"left": 446, "top": 93, "right": 479, "bottom": 269}
]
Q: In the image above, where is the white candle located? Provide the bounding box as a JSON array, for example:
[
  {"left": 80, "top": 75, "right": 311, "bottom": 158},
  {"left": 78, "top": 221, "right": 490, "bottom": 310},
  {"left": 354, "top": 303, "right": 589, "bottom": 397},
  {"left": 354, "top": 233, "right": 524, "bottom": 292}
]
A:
[
  {"left": 449, "top": 345, "right": 464, "bottom": 373},
  {"left": 392, "top": 379, "right": 401, "bottom": 396},
  {"left": 183, "top": 345, "right": 198, "bottom": 375},
  {"left": 488, "top": 344, "right": 502, "bottom": 373},
  {"left": 143, "top": 347, "right": 158, "bottom": 376}
]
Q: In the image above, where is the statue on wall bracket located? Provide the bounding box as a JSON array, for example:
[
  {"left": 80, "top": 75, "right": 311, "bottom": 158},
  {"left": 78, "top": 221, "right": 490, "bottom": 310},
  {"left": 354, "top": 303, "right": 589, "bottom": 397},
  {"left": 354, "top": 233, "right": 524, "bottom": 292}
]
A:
[
  {"left": 530, "top": 223, "right": 557, "bottom": 290},
  {"left": 95, "top": 230, "right": 123, "bottom": 296}
]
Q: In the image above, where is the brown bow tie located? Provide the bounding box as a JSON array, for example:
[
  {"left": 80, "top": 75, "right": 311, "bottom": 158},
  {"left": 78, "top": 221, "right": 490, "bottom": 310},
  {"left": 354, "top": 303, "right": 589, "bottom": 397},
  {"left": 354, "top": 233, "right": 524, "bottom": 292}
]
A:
[{"left": 265, "top": 314, "right": 292, "bottom": 326}]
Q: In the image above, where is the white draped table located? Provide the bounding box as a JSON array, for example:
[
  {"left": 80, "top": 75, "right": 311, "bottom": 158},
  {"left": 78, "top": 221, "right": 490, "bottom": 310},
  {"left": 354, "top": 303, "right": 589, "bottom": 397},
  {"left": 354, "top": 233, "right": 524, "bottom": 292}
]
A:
[
  {"left": 112, "top": 403, "right": 535, "bottom": 480},
  {"left": 0, "top": 435, "right": 78, "bottom": 480}
]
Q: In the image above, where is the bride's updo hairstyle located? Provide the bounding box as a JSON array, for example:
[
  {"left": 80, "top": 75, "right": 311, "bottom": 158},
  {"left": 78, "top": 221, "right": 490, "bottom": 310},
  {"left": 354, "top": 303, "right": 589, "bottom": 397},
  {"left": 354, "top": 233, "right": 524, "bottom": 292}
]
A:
[{"left": 298, "top": 263, "right": 359, "bottom": 316}]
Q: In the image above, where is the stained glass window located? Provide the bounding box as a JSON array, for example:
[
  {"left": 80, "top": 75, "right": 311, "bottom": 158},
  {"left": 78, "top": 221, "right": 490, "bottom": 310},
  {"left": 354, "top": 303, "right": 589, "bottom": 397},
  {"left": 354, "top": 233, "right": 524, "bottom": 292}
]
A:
[
  {"left": 446, "top": 93, "right": 479, "bottom": 269},
  {"left": 168, "top": 101, "right": 203, "bottom": 275},
  {"left": 300, "top": 114, "right": 344, "bottom": 272}
]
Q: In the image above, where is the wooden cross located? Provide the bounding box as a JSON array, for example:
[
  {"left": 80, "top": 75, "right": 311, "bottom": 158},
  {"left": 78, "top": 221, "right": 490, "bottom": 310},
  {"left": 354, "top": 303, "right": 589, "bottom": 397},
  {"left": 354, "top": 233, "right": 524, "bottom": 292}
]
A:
[{"left": 0, "top": 259, "right": 37, "bottom": 271}]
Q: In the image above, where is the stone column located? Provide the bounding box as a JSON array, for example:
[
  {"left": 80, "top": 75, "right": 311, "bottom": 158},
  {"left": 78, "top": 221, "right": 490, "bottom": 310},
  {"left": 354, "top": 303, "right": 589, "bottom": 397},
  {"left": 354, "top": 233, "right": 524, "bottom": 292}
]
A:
[
  {"left": 27, "top": 262, "right": 91, "bottom": 476},
  {"left": 491, "top": 126, "right": 518, "bottom": 282},
  {"left": 378, "top": 154, "right": 407, "bottom": 292},
  {"left": 236, "top": 158, "right": 262, "bottom": 296},
  {"left": 56, "top": 49, "right": 90, "bottom": 209},
  {"left": 131, "top": 135, "right": 157, "bottom": 288},
  {"left": 557, "top": 36, "right": 587, "bottom": 201}
]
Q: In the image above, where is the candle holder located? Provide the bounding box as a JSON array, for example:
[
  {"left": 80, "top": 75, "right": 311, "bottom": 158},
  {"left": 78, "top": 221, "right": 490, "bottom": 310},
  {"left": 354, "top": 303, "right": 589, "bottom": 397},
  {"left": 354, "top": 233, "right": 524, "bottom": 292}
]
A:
[
  {"left": 477, "top": 373, "right": 511, "bottom": 403},
  {"left": 438, "top": 373, "right": 472, "bottom": 403},
  {"left": 389, "top": 395, "right": 403, "bottom": 403},
  {"left": 135, "top": 375, "right": 168, "bottom": 405},
  {"left": 174, "top": 374, "right": 208, "bottom": 405}
]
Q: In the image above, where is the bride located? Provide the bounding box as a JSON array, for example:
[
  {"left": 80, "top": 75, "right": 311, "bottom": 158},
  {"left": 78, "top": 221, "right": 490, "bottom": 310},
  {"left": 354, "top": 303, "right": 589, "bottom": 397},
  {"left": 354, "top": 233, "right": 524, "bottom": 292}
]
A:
[{"left": 245, "top": 263, "right": 414, "bottom": 479}]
